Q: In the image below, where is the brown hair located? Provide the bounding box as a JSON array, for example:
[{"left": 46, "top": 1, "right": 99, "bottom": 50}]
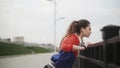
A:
[
  {"left": 65, "top": 19, "right": 90, "bottom": 37},
  {"left": 59, "top": 19, "right": 90, "bottom": 47}
]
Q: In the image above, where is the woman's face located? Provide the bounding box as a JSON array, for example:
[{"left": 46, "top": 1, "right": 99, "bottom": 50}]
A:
[{"left": 83, "top": 24, "right": 91, "bottom": 38}]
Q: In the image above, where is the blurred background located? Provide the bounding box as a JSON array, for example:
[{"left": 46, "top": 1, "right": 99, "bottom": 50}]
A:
[{"left": 0, "top": 0, "right": 120, "bottom": 52}]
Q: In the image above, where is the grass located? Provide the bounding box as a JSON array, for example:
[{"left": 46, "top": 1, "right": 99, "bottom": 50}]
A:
[{"left": 0, "top": 41, "right": 52, "bottom": 56}]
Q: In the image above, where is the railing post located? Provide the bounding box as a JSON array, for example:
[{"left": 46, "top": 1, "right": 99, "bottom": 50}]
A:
[{"left": 101, "top": 24, "right": 120, "bottom": 68}]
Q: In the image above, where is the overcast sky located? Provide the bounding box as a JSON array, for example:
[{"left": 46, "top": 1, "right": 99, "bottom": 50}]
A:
[{"left": 0, "top": 0, "right": 120, "bottom": 47}]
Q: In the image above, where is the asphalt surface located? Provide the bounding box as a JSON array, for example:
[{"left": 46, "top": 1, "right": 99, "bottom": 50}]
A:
[{"left": 0, "top": 52, "right": 57, "bottom": 68}]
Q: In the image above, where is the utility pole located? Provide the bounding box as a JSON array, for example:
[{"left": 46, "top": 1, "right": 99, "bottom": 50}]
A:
[
  {"left": 54, "top": 0, "right": 56, "bottom": 52},
  {"left": 48, "top": 0, "right": 56, "bottom": 52},
  {"left": 48, "top": 0, "right": 65, "bottom": 52}
]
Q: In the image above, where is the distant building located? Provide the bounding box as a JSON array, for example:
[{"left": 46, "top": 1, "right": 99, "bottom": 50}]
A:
[
  {"left": 13, "top": 37, "right": 24, "bottom": 42},
  {"left": 6, "top": 38, "right": 11, "bottom": 41},
  {"left": 12, "top": 37, "right": 25, "bottom": 46},
  {"left": 0, "top": 38, "right": 11, "bottom": 42}
]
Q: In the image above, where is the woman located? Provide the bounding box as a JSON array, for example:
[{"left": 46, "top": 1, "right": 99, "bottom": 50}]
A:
[{"left": 44, "top": 19, "right": 91, "bottom": 68}]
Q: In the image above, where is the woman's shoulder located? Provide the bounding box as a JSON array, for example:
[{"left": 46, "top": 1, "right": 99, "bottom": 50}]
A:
[
  {"left": 68, "top": 34, "right": 78, "bottom": 38},
  {"left": 65, "top": 34, "right": 79, "bottom": 41}
]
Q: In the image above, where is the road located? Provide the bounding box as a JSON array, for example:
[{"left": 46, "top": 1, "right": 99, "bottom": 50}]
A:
[{"left": 0, "top": 52, "right": 57, "bottom": 68}]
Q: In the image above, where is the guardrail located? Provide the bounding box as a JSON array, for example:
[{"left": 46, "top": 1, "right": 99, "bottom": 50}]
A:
[{"left": 75, "top": 36, "right": 120, "bottom": 68}]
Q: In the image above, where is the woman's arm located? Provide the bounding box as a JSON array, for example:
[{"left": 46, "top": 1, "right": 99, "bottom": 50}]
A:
[{"left": 72, "top": 45, "right": 86, "bottom": 51}]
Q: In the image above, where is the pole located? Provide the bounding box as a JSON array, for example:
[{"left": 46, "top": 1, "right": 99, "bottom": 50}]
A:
[
  {"left": 54, "top": 0, "right": 56, "bottom": 52},
  {"left": 48, "top": 0, "right": 65, "bottom": 52},
  {"left": 48, "top": 0, "right": 57, "bottom": 52}
]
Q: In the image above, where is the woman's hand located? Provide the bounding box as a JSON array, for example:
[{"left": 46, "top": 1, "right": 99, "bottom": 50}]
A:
[{"left": 85, "top": 42, "right": 93, "bottom": 47}]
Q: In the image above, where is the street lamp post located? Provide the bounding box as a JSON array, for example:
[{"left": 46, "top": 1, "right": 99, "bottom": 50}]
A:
[
  {"left": 48, "top": 0, "right": 57, "bottom": 52},
  {"left": 54, "top": 0, "right": 56, "bottom": 52},
  {"left": 48, "top": 0, "right": 64, "bottom": 52}
]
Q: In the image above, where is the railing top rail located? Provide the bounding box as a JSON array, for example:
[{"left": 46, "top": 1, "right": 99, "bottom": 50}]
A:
[
  {"left": 105, "top": 36, "right": 120, "bottom": 44},
  {"left": 88, "top": 36, "right": 120, "bottom": 48},
  {"left": 88, "top": 41, "right": 104, "bottom": 48}
]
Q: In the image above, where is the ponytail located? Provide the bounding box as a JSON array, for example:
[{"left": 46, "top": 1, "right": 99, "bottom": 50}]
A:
[
  {"left": 60, "top": 19, "right": 90, "bottom": 45},
  {"left": 66, "top": 21, "right": 79, "bottom": 36}
]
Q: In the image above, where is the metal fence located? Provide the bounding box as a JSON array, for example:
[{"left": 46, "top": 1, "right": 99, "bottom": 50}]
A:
[{"left": 73, "top": 36, "right": 120, "bottom": 68}]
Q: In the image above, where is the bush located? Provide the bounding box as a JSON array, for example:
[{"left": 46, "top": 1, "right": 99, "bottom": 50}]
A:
[{"left": 0, "top": 41, "right": 52, "bottom": 56}]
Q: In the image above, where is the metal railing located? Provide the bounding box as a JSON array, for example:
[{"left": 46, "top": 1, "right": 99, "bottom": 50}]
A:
[{"left": 73, "top": 36, "right": 120, "bottom": 68}]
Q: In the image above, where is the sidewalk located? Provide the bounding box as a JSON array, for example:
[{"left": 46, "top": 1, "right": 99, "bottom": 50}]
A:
[{"left": 0, "top": 52, "right": 57, "bottom": 68}]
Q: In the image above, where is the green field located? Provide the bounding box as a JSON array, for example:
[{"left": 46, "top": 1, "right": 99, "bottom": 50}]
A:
[{"left": 0, "top": 41, "right": 52, "bottom": 56}]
